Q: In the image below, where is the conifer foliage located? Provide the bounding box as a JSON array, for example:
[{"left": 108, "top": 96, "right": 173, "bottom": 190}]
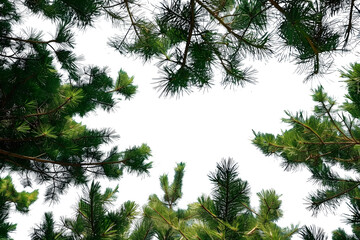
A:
[
  {"left": 253, "top": 63, "right": 360, "bottom": 238},
  {"left": 0, "top": 0, "right": 152, "bottom": 202},
  {"left": 31, "top": 181, "right": 138, "bottom": 239},
  {"left": 107, "top": 0, "right": 357, "bottom": 95},
  {"left": 31, "top": 160, "right": 298, "bottom": 239},
  {"left": 0, "top": 176, "right": 38, "bottom": 239},
  {"left": 2, "top": 0, "right": 360, "bottom": 238},
  {"left": 8, "top": 1, "right": 356, "bottom": 96},
  {"left": 131, "top": 159, "right": 298, "bottom": 239}
]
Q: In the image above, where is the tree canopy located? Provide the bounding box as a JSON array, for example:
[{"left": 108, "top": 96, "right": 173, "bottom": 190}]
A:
[
  {"left": 2, "top": 0, "right": 359, "bottom": 96},
  {"left": 1, "top": 0, "right": 360, "bottom": 238},
  {"left": 30, "top": 159, "right": 300, "bottom": 239}
]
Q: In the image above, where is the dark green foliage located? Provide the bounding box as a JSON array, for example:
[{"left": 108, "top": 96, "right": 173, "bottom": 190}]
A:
[
  {"left": 0, "top": 176, "right": 38, "bottom": 239},
  {"left": 208, "top": 159, "right": 250, "bottom": 223},
  {"left": 31, "top": 181, "right": 139, "bottom": 239},
  {"left": 31, "top": 212, "right": 71, "bottom": 240},
  {"left": 61, "top": 181, "right": 138, "bottom": 239},
  {"left": 0, "top": 0, "right": 152, "bottom": 202},
  {"left": 299, "top": 225, "right": 328, "bottom": 240},
  {"left": 160, "top": 162, "right": 185, "bottom": 209},
  {"left": 192, "top": 159, "right": 298, "bottom": 239}
]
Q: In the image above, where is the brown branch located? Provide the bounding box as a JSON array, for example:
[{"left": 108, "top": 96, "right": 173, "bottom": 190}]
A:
[
  {"left": 2, "top": 97, "right": 73, "bottom": 120},
  {"left": 106, "top": 86, "right": 124, "bottom": 93},
  {"left": 240, "top": 201, "right": 259, "bottom": 217},
  {"left": 181, "top": 0, "right": 195, "bottom": 68},
  {"left": 26, "top": 97, "right": 73, "bottom": 118},
  {"left": 2, "top": 158, "right": 68, "bottom": 184},
  {"left": 341, "top": 115, "right": 358, "bottom": 143},
  {"left": 290, "top": 117, "right": 325, "bottom": 144},
  {"left": 299, "top": 141, "right": 356, "bottom": 145},
  {"left": 195, "top": 0, "right": 265, "bottom": 49},
  {"left": 0, "top": 52, "right": 38, "bottom": 60},
  {"left": 239, "top": 6, "right": 270, "bottom": 40},
  {"left": 0, "top": 149, "right": 128, "bottom": 167},
  {"left": 199, "top": 203, "right": 228, "bottom": 227},
  {"left": 305, "top": 144, "right": 354, "bottom": 162},
  {"left": 268, "top": 0, "right": 319, "bottom": 55},
  {"left": 150, "top": 206, "right": 189, "bottom": 240},
  {"left": 344, "top": 0, "right": 355, "bottom": 47},
  {"left": 124, "top": 0, "right": 140, "bottom": 38},
  {"left": 142, "top": 223, "right": 153, "bottom": 240},
  {"left": 246, "top": 225, "right": 258, "bottom": 235},
  {"left": 0, "top": 35, "right": 57, "bottom": 45},
  {"left": 321, "top": 101, "right": 352, "bottom": 142},
  {"left": 312, "top": 183, "right": 360, "bottom": 208}
]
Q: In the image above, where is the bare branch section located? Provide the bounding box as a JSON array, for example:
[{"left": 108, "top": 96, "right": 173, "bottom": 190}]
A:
[
  {"left": 0, "top": 149, "right": 128, "bottom": 167},
  {"left": 181, "top": 0, "right": 195, "bottom": 68},
  {"left": 124, "top": 0, "right": 140, "bottom": 38},
  {"left": 0, "top": 35, "right": 57, "bottom": 45}
]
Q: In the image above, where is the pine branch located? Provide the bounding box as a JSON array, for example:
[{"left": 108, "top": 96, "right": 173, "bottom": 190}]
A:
[
  {"left": 3, "top": 158, "right": 69, "bottom": 184},
  {"left": 181, "top": 0, "right": 195, "bottom": 68},
  {"left": 340, "top": 114, "right": 358, "bottom": 143},
  {"left": 198, "top": 203, "right": 241, "bottom": 231},
  {"left": 149, "top": 206, "right": 190, "bottom": 240},
  {"left": 194, "top": 0, "right": 266, "bottom": 49},
  {"left": 310, "top": 183, "right": 360, "bottom": 211},
  {"left": 299, "top": 141, "right": 356, "bottom": 145},
  {"left": 246, "top": 225, "right": 258, "bottom": 235},
  {"left": 0, "top": 52, "right": 38, "bottom": 60},
  {"left": 124, "top": 0, "right": 140, "bottom": 39},
  {"left": 0, "top": 74, "right": 35, "bottom": 108},
  {"left": 1, "top": 97, "right": 73, "bottom": 120},
  {"left": 106, "top": 86, "right": 125, "bottom": 93},
  {"left": 344, "top": 0, "right": 355, "bottom": 47},
  {"left": 290, "top": 117, "right": 325, "bottom": 144},
  {"left": 305, "top": 144, "right": 354, "bottom": 162},
  {"left": 0, "top": 35, "right": 57, "bottom": 45},
  {"left": 0, "top": 148, "right": 129, "bottom": 167},
  {"left": 320, "top": 101, "right": 353, "bottom": 142},
  {"left": 239, "top": 201, "right": 259, "bottom": 217},
  {"left": 239, "top": 6, "right": 270, "bottom": 40},
  {"left": 268, "top": 0, "right": 320, "bottom": 56}
]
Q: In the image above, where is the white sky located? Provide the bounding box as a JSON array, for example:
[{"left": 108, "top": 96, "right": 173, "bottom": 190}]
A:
[{"left": 8, "top": 12, "right": 360, "bottom": 239}]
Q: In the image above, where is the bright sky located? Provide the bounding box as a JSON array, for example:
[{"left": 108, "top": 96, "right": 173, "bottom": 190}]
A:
[{"left": 8, "top": 13, "right": 360, "bottom": 239}]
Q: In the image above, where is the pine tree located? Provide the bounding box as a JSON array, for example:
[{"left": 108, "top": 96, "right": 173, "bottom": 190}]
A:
[
  {"left": 130, "top": 159, "right": 298, "bottom": 239},
  {"left": 0, "top": 176, "right": 38, "bottom": 239},
  {"left": 253, "top": 63, "right": 360, "bottom": 238},
  {"left": 191, "top": 159, "right": 298, "bottom": 239},
  {"left": 137, "top": 162, "right": 194, "bottom": 240},
  {"left": 32, "top": 181, "right": 138, "bottom": 239},
  {"left": 30, "top": 160, "right": 300, "bottom": 239}
]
